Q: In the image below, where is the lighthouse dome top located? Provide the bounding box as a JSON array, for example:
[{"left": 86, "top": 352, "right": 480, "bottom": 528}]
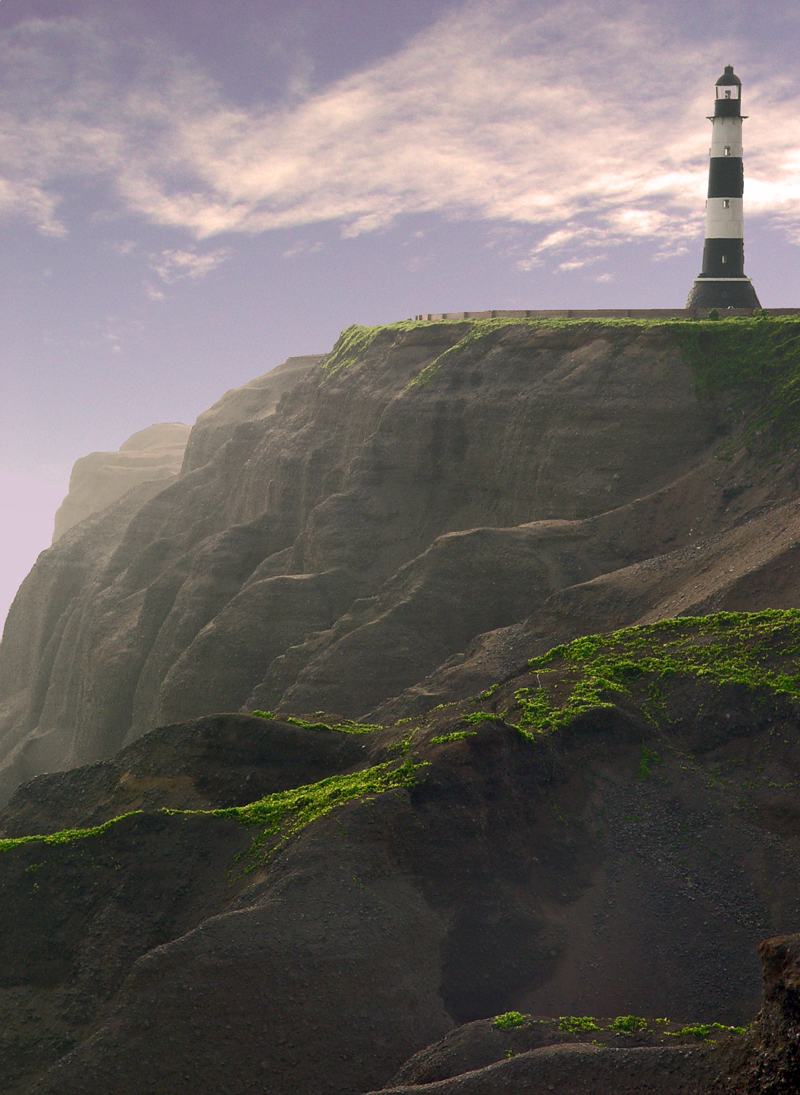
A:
[
  {"left": 713, "top": 65, "right": 742, "bottom": 116},
  {"left": 716, "top": 65, "right": 741, "bottom": 86}
]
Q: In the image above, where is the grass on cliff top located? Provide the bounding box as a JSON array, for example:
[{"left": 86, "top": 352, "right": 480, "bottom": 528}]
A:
[
  {"left": 672, "top": 315, "right": 800, "bottom": 449},
  {"left": 464, "top": 609, "right": 800, "bottom": 737},
  {"left": 0, "top": 759, "right": 421, "bottom": 872},
  {"left": 323, "top": 315, "right": 800, "bottom": 449}
]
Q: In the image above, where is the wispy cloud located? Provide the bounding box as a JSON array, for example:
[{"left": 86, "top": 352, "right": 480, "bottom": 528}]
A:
[
  {"left": 149, "top": 248, "right": 231, "bottom": 283},
  {"left": 282, "top": 238, "right": 324, "bottom": 259},
  {"left": 1, "top": 2, "right": 799, "bottom": 266}
]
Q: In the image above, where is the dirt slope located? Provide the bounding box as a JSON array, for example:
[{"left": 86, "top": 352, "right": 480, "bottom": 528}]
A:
[{"left": 1, "top": 612, "right": 800, "bottom": 1093}]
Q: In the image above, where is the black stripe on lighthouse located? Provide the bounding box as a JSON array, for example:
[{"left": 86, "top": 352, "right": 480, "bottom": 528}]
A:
[
  {"left": 707, "top": 157, "right": 744, "bottom": 199},
  {"left": 700, "top": 238, "right": 744, "bottom": 278}
]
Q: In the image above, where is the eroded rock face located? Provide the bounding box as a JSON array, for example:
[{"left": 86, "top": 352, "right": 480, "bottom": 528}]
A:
[
  {"left": 0, "top": 323, "right": 722, "bottom": 794},
  {"left": 181, "top": 354, "right": 323, "bottom": 472},
  {"left": 2, "top": 320, "right": 800, "bottom": 806}
]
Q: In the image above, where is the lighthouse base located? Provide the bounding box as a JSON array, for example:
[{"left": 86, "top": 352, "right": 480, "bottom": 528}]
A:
[{"left": 686, "top": 277, "right": 761, "bottom": 310}]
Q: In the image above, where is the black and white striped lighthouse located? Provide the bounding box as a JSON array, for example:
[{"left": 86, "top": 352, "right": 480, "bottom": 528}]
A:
[{"left": 686, "top": 65, "right": 761, "bottom": 310}]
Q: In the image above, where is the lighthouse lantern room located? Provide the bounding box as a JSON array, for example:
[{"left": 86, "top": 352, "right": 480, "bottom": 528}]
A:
[{"left": 686, "top": 65, "right": 761, "bottom": 310}]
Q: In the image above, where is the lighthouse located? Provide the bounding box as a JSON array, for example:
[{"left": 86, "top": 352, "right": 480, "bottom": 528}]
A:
[{"left": 686, "top": 65, "right": 761, "bottom": 310}]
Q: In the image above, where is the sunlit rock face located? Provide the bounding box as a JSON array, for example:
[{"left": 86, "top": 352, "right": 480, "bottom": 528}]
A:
[{"left": 2, "top": 320, "right": 800, "bottom": 806}]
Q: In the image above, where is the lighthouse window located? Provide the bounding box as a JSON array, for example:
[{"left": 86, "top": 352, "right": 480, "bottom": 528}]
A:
[
  {"left": 716, "top": 85, "right": 740, "bottom": 100},
  {"left": 722, "top": 254, "right": 727, "bottom": 264},
  {"left": 724, "top": 146, "right": 731, "bottom": 156},
  {"left": 723, "top": 199, "right": 730, "bottom": 208}
]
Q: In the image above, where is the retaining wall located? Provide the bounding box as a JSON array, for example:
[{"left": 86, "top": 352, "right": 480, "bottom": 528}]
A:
[{"left": 410, "top": 308, "right": 800, "bottom": 321}]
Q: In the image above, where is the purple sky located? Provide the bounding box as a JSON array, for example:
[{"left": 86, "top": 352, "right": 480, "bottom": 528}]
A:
[{"left": 3, "top": 0, "right": 800, "bottom": 626}]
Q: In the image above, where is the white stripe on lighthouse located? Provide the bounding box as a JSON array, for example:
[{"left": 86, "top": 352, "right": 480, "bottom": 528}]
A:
[
  {"left": 709, "top": 117, "right": 743, "bottom": 159},
  {"left": 705, "top": 197, "right": 743, "bottom": 238}
]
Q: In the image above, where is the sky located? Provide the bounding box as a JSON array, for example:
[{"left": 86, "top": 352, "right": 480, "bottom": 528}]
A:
[{"left": 3, "top": 0, "right": 800, "bottom": 627}]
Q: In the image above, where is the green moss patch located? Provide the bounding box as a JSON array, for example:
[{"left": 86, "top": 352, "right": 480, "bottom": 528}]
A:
[
  {"left": 405, "top": 317, "right": 540, "bottom": 389},
  {"left": 487, "top": 610, "right": 800, "bottom": 737},
  {"left": 559, "top": 1015, "right": 600, "bottom": 1033},
  {"left": 610, "top": 1015, "right": 649, "bottom": 1035},
  {"left": 494, "top": 1011, "right": 530, "bottom": 1029},
  {"left": 227, "top": 759, "right": 422, "bottom": 871},
  {"left": 0, "top": 815, "right": 141, "bottom": 854},
  {"left": 250, "top": 710, "right": 382, "bottom": 734},
  {"left": 665, "top": 1022, "right": 746, "bottom": 1039},
  {"left": 321, "top": 325, "right": 382, "bottom": 378},
  {"left": 671, "top": 315, "right": 800, "bottom": 449},
  {"left": 0, "top": 760, "right": 423, "bottom": 873}
]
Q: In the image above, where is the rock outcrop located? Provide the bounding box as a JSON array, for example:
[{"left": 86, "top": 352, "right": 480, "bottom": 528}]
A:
[{"left": 717, "top": 933, "right": 800, "bottom": 1094}]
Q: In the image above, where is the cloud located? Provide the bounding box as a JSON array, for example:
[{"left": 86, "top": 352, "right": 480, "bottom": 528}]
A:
[
  {"left": 1, "top": 2, "right": 800, "bottom": 267},
  {"left": 149, "top": 248, "right": 231, "bottom": 283},
  {"left": 282, "top": 238, "right": 324, "bottom": 259}
]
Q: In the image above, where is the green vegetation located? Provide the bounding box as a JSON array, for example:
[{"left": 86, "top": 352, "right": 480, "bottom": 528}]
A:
[
  {"left": 405, "top": 316, "right": 548, "bottom": 389},
  {"left": 499, "top": 610, "right": 800, "bottom": 737},
  {"left": 250, "top": 711, "right": 382, "bottom": 734},
  {"left": 671, "top": 315, "right": 800, "bottom": 450},
  {"left": 558, "top": 1015, "right": 600, "bottom": 1033},
  {"left": 0, "top": 760, "right": 423, "bottom": 874},
  {"left": 462, "top": 711, "right": 502, "bottom": 726},
  {"left": 321, "top": 325, "right": 382, "bottom": 378},
  {"left": 429, "top": 731, "right": 478, "bottom": 744},
  {"left": 0, "top": 812, "right": 143, "bottom": 854},
  {"left": 229, "top": 759, "right": 423, "bottom": 872},
  {"left": 665, "top": 1022, "right": 747, "bottom": 1040},
  {"left": 636, "top": 745, "right": 663, "bottom": 781},
  {"left": 494, "top": 1011, "right": 530, "bottom": 1029},
  {"left": 610, "top": 1015, "right": 648, "bottom": 1034}
]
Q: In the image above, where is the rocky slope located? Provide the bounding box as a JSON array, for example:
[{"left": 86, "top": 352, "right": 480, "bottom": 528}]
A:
[
  {"left": 0, "top": 611, "right": 799, "bottom": 1093},
  {"left": 3, "top": 316, "right": 800, "bottom": 807}
]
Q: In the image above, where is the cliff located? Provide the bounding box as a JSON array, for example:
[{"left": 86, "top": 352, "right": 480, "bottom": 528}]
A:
[
  {"left": 3, "top": 318, "right": 800, "bottom": 806},
  {"left": 2, "top": 315, "right": 800, "bottom": 1093}
]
